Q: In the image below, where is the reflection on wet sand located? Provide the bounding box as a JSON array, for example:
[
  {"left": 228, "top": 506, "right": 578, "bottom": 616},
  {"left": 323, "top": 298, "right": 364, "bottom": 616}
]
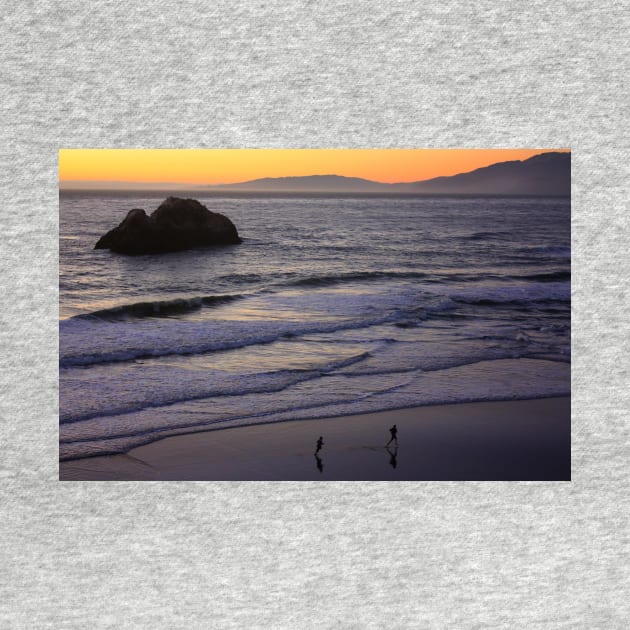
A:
[
  {"left": 386, "top": 445, "right": 398, "bottom": 469},
  {"left": 314, "top": 453, "right": 323, "bottom": 473}
]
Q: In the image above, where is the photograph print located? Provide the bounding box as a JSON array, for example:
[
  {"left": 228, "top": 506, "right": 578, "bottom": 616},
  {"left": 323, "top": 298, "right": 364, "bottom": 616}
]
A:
[{"left": 59, "top": 149, "right": 571, "bottom": 480}]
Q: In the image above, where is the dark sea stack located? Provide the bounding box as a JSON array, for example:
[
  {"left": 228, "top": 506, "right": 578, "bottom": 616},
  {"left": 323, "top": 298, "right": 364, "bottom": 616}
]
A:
[{"left": 94, "top": 197, "right": 242, "bottom": 255}]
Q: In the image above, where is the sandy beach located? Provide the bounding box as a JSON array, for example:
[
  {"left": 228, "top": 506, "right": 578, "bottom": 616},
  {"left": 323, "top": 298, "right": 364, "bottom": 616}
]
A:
[{"left": 59, "top": 397, "right": 570, "bottom": 481}]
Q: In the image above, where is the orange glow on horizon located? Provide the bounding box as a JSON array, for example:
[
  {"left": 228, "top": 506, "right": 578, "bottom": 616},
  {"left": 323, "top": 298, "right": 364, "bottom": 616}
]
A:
[{"left": 59, "top": 149, "right": 570, "bottom": 186}]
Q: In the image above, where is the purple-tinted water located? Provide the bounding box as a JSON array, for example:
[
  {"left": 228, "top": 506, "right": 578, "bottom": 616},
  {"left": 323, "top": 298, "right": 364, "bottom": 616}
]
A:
[{"left": 60, "top": 194, "right": 570, "bottom": 459}]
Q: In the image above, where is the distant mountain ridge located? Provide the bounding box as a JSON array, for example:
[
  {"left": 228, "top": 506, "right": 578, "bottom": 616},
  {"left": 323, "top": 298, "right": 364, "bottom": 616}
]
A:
[
  {"left": 59, "top": 151, "right": 570, "bottom": 195},
  {"left": 211, "top": 152, "right": 570, "bottom": 195},
  {"left": 408, "top": 152, "right": 570, "bottom": 195},
  {"left": 212, "top": 174, "right": 391, "bottom": 193}
]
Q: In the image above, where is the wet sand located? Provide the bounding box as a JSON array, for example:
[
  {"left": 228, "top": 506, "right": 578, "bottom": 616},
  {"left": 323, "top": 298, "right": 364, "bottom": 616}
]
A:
[{"left": 59, "top": 397, "right": 570, "bottom": 481}]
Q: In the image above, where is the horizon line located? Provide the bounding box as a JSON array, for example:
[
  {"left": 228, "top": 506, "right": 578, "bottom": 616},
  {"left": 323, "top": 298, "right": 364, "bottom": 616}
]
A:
[{"left": 59, "top": 150, "right": 571, "bottom": 189}]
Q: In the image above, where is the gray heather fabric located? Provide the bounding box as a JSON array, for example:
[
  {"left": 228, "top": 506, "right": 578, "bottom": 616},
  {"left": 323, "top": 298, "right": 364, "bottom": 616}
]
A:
[{"left": 1, "top": 1, "right": 628, "bottom": 627}]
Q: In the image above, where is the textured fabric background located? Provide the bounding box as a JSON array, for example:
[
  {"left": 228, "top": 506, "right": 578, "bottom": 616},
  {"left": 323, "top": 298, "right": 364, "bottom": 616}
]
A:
[{"left": 1, "top": 1, "right": 628, "bottom": 627}]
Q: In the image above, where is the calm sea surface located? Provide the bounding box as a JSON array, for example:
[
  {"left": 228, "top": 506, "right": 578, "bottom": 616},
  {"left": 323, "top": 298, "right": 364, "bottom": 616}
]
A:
[{"left": 60, "top": 194, "right": 570, "bottom": 460}]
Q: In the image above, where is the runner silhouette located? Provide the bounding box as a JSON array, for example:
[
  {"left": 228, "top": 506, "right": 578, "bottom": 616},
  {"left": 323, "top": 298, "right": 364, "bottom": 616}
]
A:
[
  {"left": 315, "top": 436, "right": 324, "bottom": 455},
  {"left": 386, "top": 424, "right": 398, "bottom": 446}
]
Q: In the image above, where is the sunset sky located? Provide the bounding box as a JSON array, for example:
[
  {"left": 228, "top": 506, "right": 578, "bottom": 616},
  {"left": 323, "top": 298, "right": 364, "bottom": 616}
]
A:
[{"left": 59, "top": 149, "right": 570, "bottom": 187}]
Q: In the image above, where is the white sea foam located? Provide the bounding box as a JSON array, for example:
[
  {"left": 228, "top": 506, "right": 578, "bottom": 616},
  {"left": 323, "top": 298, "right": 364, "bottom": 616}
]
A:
[
  {"left": 60, "top": 195, "right": 571, "bottom": 459},
  {"left": 59, "top": 358, "right": 570, "bottom": 460}
]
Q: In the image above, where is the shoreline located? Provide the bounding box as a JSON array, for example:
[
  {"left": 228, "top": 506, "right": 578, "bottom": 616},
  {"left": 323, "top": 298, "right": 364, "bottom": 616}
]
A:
[{"left": 60, "top": 396, "right": 570, "bottom": 481}]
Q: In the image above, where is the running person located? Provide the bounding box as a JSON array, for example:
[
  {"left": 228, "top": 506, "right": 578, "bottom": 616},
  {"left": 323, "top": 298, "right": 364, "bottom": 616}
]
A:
[{"left": 315, "top": 436, "right": 324, "bottom": 454}]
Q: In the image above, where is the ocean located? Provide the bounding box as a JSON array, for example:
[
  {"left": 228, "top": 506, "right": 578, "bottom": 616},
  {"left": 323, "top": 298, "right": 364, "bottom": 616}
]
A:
[{"left": 59, "top": 194, "right": 571, "bottom": 460}]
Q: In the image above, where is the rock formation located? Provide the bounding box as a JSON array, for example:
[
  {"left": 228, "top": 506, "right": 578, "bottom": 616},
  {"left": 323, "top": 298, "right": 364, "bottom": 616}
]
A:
[{"left": 95, "top": 197, "right": 242, "bottom": 255}]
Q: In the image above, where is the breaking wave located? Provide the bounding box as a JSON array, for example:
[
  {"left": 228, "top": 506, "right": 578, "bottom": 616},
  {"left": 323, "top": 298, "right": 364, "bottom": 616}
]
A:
[{"left": 72, "top": 294, "right": 244, "bottom": 321}]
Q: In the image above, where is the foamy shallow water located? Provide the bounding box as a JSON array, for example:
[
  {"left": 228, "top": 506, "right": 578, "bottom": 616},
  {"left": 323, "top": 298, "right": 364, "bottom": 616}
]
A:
[{"left": 60, "top": 194, "right": 570, "bottom": 459}]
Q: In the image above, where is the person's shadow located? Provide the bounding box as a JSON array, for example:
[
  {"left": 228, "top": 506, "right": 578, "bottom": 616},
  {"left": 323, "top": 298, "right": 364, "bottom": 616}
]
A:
[
  {"left": 386, "top": 446, "right": 398, "bottom": 470},
  {"left": 314, "top": 454, "right": 324, "bottom": 474}
]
